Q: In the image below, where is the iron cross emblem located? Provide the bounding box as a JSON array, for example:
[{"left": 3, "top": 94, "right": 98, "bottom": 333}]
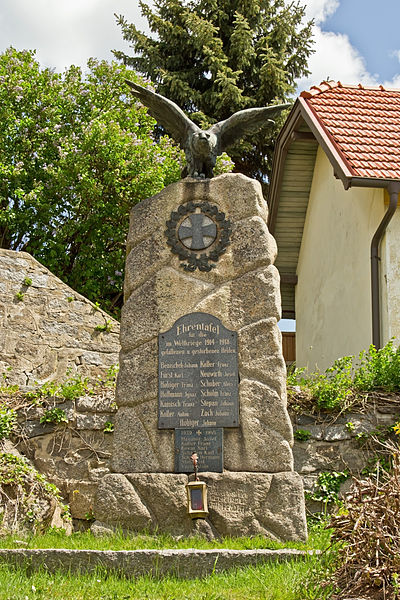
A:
[{"left": 178, "top": 214, "right": 217, "bottom": 250}]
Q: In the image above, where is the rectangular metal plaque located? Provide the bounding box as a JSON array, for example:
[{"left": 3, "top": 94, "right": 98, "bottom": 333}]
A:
[
  {"left": 158, "top": 312, "right": 239, "bottom": 429},
  {"left": 175, "top": 428, "right": 223, "bottom": 473}
]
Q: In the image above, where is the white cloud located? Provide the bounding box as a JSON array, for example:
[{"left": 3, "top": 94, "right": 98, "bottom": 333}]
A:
[
  {"left": 2, "top": 0, "right": 400, "bottom": 93},
  {"left": 297, "top": 27, "right": 378, "bottom": 91},
  {"left": 295, "top": 2, "right": 400, "bottom": 92},
  {"left": 0, "top": 0, "right": 149, "bottom": 72},
  {"left": 298, "top": 0, "right": 340, "bottom": 24}
]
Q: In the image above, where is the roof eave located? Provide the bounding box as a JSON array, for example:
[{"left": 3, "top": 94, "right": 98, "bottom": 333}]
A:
[
  {"left": 268, "top": 95, "right": 356, "bottom": 234},
  {"left": 348, "top": 176, "right": 400, "bottom": 189},
  {"left": 297, "top": 97, "right": 354, "bottom": 189},
  {"left": 268, "top": 99, "right": 305, "bottom": 233}
]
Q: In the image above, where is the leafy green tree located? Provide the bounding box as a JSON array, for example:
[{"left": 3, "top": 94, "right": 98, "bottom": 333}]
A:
[
  {"left": 0, "top": 47, "right": 184, "bottom": 316},
  {"left": 114, "top": 0, "right": 313, "bottom": 183}
]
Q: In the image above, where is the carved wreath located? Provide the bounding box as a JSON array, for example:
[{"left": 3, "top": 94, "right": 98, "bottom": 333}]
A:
[{"left": 165, "top": 201, "right": 232, "bottom": 272}]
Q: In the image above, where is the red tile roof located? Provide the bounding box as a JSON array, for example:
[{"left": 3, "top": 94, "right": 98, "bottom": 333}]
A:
[{"left": 300, "top": 81, "right": 400, "bottom": 180}]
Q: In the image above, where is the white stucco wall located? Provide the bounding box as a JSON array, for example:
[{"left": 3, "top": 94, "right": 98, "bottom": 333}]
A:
[
  {"left": 381, "top": 207, "right": 400, "bottom": 346},
  {"left": 295, "top": 147, "right": 385, "bottom": 371}
]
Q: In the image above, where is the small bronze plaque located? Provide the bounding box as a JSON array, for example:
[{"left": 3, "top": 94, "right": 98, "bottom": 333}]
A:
[
  {"left": 158, "top": 312, "right": 239, "bottom": 429},
  {"left": 175, "top": 428, "right": 223, "bottom": 473}
]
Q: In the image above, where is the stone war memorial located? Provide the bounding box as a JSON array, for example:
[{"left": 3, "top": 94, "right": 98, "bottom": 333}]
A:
[{"left": 93, "top": 84, "right": 307, "bottom": 541}]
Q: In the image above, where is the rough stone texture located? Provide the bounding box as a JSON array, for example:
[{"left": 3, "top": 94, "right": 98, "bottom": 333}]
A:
[
  {"left": 115, "top": 175, "right": 293, "bottom": 472},
  {"left": 291, "top": 406, "right": 400, "bottom": 510},
  {"left": 120, "top": 268, "right": 213, "bottom": 351},
  {"left": 0, "top": 441, "right": 72, "bottom": 535},
  {"left": 203, "top": 471, "right": 307, "bottom": 541},
  {"left": 116, "top": 339, "right": 158, "bottom": 405},
  {"left": 223, "top": 379, "right": 293, "bottom": 472},
  {"left": 0, "top": 249, "right": 120, "bottom": 386},
  {"left": 14, "top": 393, "right": 116, "bottom": 523},
  {"left": 95, "top": 471, "right": 307, "bottom": 541},
  {"left": 109, "top": 174, "right": 306, "bottom": 540},
  {"left": 9, "top": 394, "right": 399, "bottom": 524},
  {"left": 111, "top": 404, "right": 174, "bottom": 473},
  {"left": 0, "top": 547, "right": 315, "bottom": 579},
  {"left": 194, "top": 266, "right": 281, "bottom": 329}
]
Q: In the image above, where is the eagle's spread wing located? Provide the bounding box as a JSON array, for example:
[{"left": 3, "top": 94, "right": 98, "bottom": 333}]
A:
[
  {"left": 125, "top": 80, "right": 198, "bottom": 147},
  {"left": 211, "top": 104, "right": 291, "bottom": 151}
]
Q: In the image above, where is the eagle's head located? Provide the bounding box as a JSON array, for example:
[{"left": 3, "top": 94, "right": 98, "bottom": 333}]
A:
[{"left": 190, "top": 131, "right": 217, "bottom": 158}]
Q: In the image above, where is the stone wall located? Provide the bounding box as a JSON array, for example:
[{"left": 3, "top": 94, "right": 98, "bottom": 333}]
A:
[
  {"left": 0, "top": 249, "right": 120, "bottom": 386},
  {"left": 9, "top": 399, "right": 399, "bottom": 525},
  {"left": 292, "top": 400, "right": 400, "bottom": 508},
  {"left": 13, "top": 390, "right": 117, "bottom": 524}
]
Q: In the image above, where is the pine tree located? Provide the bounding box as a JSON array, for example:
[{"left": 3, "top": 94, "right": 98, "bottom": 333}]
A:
[{"left": 114, "top": 0, "right": 313, "bottom": 184}]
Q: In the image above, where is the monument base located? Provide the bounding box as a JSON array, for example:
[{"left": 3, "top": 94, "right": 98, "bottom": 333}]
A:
[{"left": 93, "top": 471, "right": 307, "bottom": 541}]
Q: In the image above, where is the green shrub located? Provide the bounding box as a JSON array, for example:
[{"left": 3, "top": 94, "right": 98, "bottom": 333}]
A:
[
  {"left": 40, "top": 408, "right": 68, "bottom": 425},
  {"left": 59, "top": 376, "right": 89, "bottom": 401},
  {"left": 103, "top": 421, "right": 114, "bottom": 433},
  {"left": 288, "top": 339, "right": 400, "bottom": 412},
  {"left": 287, "top": 366, "right": 306, "bottom": 387},
  {"left": 311, "top": 356, "right": 353, "bottom": 410},
  {"left": 306, "top": 471, "right": 349, "bottom": 505},
  {"left": 0, "top": 452, "right": 70, "bottom": 531},
  {"left": 353, "top": 340, "right": 400, "bottom": 391},
  {"left": 0, "top": 406, "right": 16, "bottom": 440},
  {"left": 27, "top": 375, "right": 90, "bottom": 403},
  {"left": 293, "top": 429, "right": 311, "bottom": 442}
]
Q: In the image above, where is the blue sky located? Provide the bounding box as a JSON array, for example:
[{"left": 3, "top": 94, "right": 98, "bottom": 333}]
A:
[
  {"left": 1, "top": 1, "right": 400, "bottom": 90},
  {"left": 296, "top": 0, "right": 400, "bottom": 90},
  {"left": 321, "top": 0, "right": 400, "bottom": 84}
]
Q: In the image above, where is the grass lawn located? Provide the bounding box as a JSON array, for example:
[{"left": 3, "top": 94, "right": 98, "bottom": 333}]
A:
[{"left": 0, "top": 525, "right": 336, "bottom": 600}]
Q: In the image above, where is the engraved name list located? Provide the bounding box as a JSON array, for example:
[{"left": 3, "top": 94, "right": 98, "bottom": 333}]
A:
[{"left": 158, "top": 313, "right": 239, "bottom": 429}]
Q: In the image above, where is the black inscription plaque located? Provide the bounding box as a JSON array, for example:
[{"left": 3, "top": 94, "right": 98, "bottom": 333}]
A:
[
  {"left": 158, "top": 312, "right": 239, "bottom": 429},
  {"left": 175, "top": 428, "right": 223, "bottom": 473}
]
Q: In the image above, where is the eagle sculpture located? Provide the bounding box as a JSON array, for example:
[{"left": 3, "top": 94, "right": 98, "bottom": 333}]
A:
[{"left": 126, "top": 80, "right": 290, "bottom": 179}]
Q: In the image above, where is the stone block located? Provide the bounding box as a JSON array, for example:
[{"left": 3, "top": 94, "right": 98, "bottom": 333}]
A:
[
  {"left": 30, "top": 273, "right": 50, "bottom": 288},
  {"left": 76, "top": 395, "right": 116, "bottom": 414},
  {"left": 126, "top": 174, "right": 268, "bottom": 252},
  {"left": 194, "top": 266, "right": 281, "bottom": 330},
  {"left": 224, "top": 379, "right": 293, "bottom": 472},
  {"left": 0, "top": 547, "right": 314, "bottom": 578},
  {"left": 203, "top": 471, "right": 307, "bottom": 541},
  {"left": 94, "top": 473, "right": 153, "bottom": 531},
  {"left": 76, "top": 414, "right": 112, "bottom": 431},
  {"left": 293, "top": 439, "right": 368, "bottom": 475},
  {"left": 231, "top": 216, "right": 277, "bottom": 271},
  {"left": 323, "top": 424, "right": 352, "bottom": 441},
  {"left": 116, "top": 339, "right": 158, "bottom": 406},
  {"left": 94, "top": 471, "right": 307, "bottom": 541},
  {"left": 238, "top": 320, "right": 286, "bottom": 397},
  {"left": 22, "top": 421, "right": 57, "bottom": 438},
  {"left": 124, "top": 473, "right": 192, "bottom": 536},
  {"left": 120, "top": 268, "right": 213, "bottom": 351},
  {"left": 111, "top": 404, "right": 174, "bottom": 473},
  {"left": 124, "top": 230, "right": 172, "bottom": 297}
]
